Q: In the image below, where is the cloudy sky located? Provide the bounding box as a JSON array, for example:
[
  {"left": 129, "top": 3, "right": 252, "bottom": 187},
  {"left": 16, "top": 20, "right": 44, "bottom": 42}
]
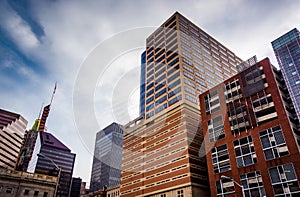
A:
[{"left": 1, "top": 0, "right": 299, "bottom": 185}]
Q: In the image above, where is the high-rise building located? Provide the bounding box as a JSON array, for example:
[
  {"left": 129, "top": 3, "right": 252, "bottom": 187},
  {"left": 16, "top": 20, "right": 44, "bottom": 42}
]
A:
[
  {"left": 31, "top": 132, "right": 76, "bottom": 197},
  {"left": 272, "top": 28, "right": 300, "bottom": 123},
  {"left": 121, "top": 12, "right": 242, "bottom": 197},
  {"left": 16, "top": 85, "right": 76, "bottom": 197},
  {"left": 16, "top": 104, "right": 51, "bottom": 172},
  {"left": 90, "top": 123, "right": 124, "bottom": 192},
  {"left": 139, "top": 51, "right": 146, "bottom": 116},
  {"left": 70, "top": 177, "right": 82, "bottom": 197},
  {"left": 199, "top": 57, "right": 300, "bottom": 196},
  {"left": 0, "top": 109, "right": 27, "bottom": 169}
]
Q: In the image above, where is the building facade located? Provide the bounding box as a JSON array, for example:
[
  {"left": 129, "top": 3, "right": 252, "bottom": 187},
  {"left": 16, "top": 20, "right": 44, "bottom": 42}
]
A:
[
  {"left": 16, "top": 104, "right": 51, "bottom": 172},
  {"left": 70, "top": 177, "right": 82, "bottom": 197},
  {"left": 90, "top": 123, "right": 124, "bottom": 192},
  {"left": 31, "top": 132, "right": 76, "bottom": 197},
  {"left": 140, "top": 51, "right": 146, "bottom": 116},
  {"left": 121, "top": 12, "right": 243, "bottom": 197},
  {"left": 272, "top": 28, "right": 300, "bottom": 123},
  {"left": 0, "top": 167, "right": 56, "bottom": 197},
  {"left": 199, "top": 57, "right": 300, "bottom": 196},
  {"left": 0, "top": 109, "right": 27, "bottom": 170}
]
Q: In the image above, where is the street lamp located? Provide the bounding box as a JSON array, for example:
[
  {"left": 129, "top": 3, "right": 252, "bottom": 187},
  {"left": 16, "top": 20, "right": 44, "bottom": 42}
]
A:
[
  {"left": 37, "top": 153, "right": 62, "bottom": 197},
  {"left": 221, "top": 175, "right": 245, "bottom": 197}
]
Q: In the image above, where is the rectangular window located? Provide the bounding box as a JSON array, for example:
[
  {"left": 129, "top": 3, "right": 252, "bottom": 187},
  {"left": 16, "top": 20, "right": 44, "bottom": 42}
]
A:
[
  {"left": 155, "top": 88, "right": 166, "bottom": 98},
  {"left": 234, "top": 136, "right": 257, "bottom": 167},
  {"left": 216, "top": 178, "right": 235, "bottom": 196},
  {"left": 168, "top": 87, "right": 181, "bottom": 98},
  {"left": 204, "top": 90, "right": 220, "bottom": 115},
  {"left": 177, "top": 189, "right": 184, "bottom": 197},
  {"left": 24, "top": 189, "right": 30, "bottom": 195},
  {"left": 208, "top": 116, "right": 225, "bottom": 142},
  {"left": 212, "top": 144, "right": 230, "bottom": 173},
  {"left": 168, "top": 95, "right": 182, "bottom": 106},
  {"left": 259, "top": 125, "right": 289, "bottom": 160},
  {"left": 156, "top": 95, "right": 167, "bottom": 105},
  {"left": 240, "top": 171, "right": 265, "bottom": 197},
  {"left": 168, "top": 79, "right": 181, "bottom": 90},
  {"left": 269, "top": 163, "right": 300, "bottom": 196},
  {"left": 146, "top": 96, "right": 154, "bottom": 104}
]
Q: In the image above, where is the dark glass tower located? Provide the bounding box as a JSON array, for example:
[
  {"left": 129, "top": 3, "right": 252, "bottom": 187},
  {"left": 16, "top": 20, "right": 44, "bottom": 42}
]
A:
[
  {"left": 139, "top": 51, "right": 146, "bottom": 116},
  {"left": 90, "top": 123, "right": 123, "bottom": 192},
  {"left": 272, "top": 28, "right": 300, "bottom": 122},
  {"left": 29, "top": 132, "right": 76, "bottom": 197}
]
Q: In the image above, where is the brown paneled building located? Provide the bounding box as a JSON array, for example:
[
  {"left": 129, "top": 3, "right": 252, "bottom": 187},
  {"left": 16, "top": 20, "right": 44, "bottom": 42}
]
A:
[
  {"left": 120, "top": 12, "right": 243, "bottom": 197},
  {"left": 199, "top": 57, "right": 300, "bottom": 196}
]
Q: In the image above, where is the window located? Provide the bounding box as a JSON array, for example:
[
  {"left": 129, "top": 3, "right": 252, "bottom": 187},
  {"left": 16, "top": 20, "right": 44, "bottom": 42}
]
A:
[
  {"left": 185, "top": 94, "right": 197, "bottom": 104},
  {"left": 212, "top": 144, "right": 231, "bottom": 173},
  {"left": 204, "top": 90, "right": 220, "bottom": 115},
  {"left": 177, "top": 189, "right": 184, "bottom": 197},
  {"left": 208, "top": 116, "right": 225, "bottom": 142},
  {"left": 156, "top": 95, "right": 167, "bottom": 105},
  {"left": 146, "top": 103, "right": 154, "bottom": 112},
  {"left": 156, "top": 103, "right": 167, "bottom": 113},
  {"left": 6, "top": 188, "right": 12, "bottom": 193},
  {"left": 34, "top": 191, "right": 39, "bottom": 196},
  {"left": 43, "top": 192, "right": 48, "bottom": 197},
  {"left": 184, "top": 78, "right": 195, "bottom": 88},
  {"left": 168, "top": 79, "right": 181, "bottom": 89},
  {"left": 240, "top": 171, "right": 265, "bottom": 197},
  {"left": 216, "top": 178, "right": 235, "bottom": 196},
  {"left": 169, "top": 95, "right": 182, "bottom": 106},
  {"left": 259, "top": 125, "right": 289, "bottom": 160},
  {"left": 168, "top": 72, "right": 180, "bottom": 83},
  {"left": 146, "top": 111, "right": 154, "bottom": 118},
  {"left": 168, "top": 87, "right": 181, "bottom": 98},
  {"left": 24, "top": 189, "right": 30, "bottom": 195},
  {"left": 146, "top": 96, "right": 154, "bottom": 104},
  {"left": 184, "top": 86, "right": 196, "bottom": 95},
  {"left": 269, "top": 163, "right": 300, "bottom": 196},
  {"left": 234, "top": 136, "right": 257, "bottom": 167}
]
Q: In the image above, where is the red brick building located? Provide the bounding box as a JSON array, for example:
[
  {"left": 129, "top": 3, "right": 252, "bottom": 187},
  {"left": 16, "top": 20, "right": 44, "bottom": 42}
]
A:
[{"left": 199, "top": 57, "right": 300, "bottom": 196}]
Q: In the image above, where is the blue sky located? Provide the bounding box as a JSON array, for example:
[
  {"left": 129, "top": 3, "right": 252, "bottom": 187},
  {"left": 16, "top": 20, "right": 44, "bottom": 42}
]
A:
[{"left": 1, "top": 0, "right": 300, "bottom": 185}]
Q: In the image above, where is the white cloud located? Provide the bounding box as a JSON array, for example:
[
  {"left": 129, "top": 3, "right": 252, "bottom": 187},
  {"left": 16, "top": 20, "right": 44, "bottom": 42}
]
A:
[{"left": 0, "top": 2, "right": 39, "bottom": 51}]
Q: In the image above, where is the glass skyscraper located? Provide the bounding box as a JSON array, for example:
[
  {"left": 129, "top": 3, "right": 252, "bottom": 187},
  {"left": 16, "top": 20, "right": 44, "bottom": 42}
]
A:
[
  {"left": 90, "top": 122, "right": 123, "bottom": 192},
  {"left": 272, "top": 28, "right": 300, "bottom": 122},
  {"left": 139, "top": 51, "right": 146, "bottom": 115}
]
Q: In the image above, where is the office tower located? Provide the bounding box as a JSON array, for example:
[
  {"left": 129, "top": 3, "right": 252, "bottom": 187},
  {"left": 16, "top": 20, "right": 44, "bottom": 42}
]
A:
[
  {"left": 70, "top": 177, "right": 82, "bottom": 197},
  {"left": 272, "top": 28, "right": 300, "bottom": 123},
  {"left": 90, "top": 123, "right": 124, "bottom": 192},
  {"left": 121, "top": 12, "right": 242, "bottom": 197},
  {"left": 140, "top": 51, "right": 146, "bottom": 115},
  {"left": 0, "top": 109, "right": 27, "bottom": 169},
  {"left": 16, "top": 104, "right": 51, "bottom": 171},
  {"left": 30, "top": 132, "right": 76, "bottom": 197},
  {"left": 199, "top": 57, "right": 300, "bottom": 197}
]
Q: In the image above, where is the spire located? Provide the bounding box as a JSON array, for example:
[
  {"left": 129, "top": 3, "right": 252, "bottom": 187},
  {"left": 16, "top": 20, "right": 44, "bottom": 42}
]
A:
[{"left": 50, "top": 82, "right": 57, "bottom": 106}]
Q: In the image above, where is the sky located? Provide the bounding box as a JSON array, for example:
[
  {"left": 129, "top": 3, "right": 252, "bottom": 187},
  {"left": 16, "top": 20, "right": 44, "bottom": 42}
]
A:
[{"left": 0, "top": 0, "right": 300, "bottom": 186}]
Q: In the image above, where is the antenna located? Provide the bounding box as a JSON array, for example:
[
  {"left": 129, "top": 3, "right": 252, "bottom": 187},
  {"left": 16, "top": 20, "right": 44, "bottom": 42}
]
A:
[
  {"left": 50, "top": 82, "right": 57, "bottom": 106},
  {"left": 38, "top": 102, "right": 44, "bottom": 119}
]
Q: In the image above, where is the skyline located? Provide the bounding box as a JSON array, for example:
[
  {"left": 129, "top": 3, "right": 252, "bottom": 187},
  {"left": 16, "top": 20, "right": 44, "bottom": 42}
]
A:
[{"left": 1, "top": 0, "right": 300, "bottom": 185}]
